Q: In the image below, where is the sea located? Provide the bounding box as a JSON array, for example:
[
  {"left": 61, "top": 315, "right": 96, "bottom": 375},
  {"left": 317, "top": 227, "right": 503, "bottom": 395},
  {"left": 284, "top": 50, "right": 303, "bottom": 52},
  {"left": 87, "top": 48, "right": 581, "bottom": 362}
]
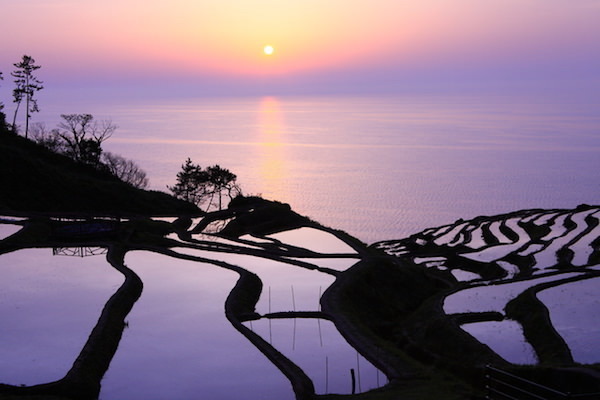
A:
[{"left": 31, "top": 91, "right": 600, "bottom": 244}]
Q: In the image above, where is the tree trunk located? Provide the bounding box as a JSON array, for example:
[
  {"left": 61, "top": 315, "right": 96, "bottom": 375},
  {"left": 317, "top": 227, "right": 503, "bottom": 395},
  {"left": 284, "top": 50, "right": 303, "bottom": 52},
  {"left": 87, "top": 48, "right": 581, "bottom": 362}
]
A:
[
  {"left": 25, "top": 76, "right": 30, "bottom": 138},
  {"left": 12, "top": 100, "right": 20, "bottom": 133},
  {"left": 25, "top": 94, "right": 30, "bottom": 138}
]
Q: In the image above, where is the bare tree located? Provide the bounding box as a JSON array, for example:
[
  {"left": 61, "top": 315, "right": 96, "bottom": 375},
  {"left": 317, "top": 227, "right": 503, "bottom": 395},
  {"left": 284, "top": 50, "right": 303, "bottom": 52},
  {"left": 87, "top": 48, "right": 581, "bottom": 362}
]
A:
[
  {"left": 57, "top": 114, "right": 116, "bottom": 165},
  {"left": 101, "top": 152, "right": 149, "bottom": 189},
  {"left": 30, "top": 122, "right": 63, "bottom": 153},
  {"left": 11, "top": 55, "right": 43, "bottom": 137},
  {"left": 32, "top": 117, "right": 148, "bottom": 188}
]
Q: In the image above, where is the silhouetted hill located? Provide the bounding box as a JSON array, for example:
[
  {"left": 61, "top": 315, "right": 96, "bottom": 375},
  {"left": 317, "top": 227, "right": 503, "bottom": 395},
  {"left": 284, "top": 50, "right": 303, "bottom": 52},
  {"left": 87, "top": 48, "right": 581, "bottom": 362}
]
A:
[{"left": 0, "top": 131, "right": 200, "bottom": 216}]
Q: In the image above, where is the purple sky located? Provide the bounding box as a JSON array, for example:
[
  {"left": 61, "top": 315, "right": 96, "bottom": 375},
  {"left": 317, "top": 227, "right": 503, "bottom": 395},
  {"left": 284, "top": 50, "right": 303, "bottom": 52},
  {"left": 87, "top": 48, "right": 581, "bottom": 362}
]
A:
[{"left": 1, "top": 0, "right": 599, "bottom": 101}]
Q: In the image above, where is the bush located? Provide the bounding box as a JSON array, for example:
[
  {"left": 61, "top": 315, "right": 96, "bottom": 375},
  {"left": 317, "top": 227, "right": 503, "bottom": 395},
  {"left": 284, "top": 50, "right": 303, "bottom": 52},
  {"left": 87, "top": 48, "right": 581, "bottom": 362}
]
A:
[{"left": 101, "top": 152, "right": 149, "bottom": 189}]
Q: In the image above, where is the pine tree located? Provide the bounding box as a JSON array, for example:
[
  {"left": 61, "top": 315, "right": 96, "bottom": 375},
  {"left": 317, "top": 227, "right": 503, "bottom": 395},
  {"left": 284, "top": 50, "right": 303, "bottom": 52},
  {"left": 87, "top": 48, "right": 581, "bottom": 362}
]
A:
[
  {"left": 11, "top": 55, "right": 43, "bottom": 137},
  {"left": 168, "top": 159, "right": 241, "bottom": 211},
  {"left": 0, "top": 71, "right": 4, "bottom": 111},
  {"left": 0, "top": 71, "right": 6, "bottom": 131}
]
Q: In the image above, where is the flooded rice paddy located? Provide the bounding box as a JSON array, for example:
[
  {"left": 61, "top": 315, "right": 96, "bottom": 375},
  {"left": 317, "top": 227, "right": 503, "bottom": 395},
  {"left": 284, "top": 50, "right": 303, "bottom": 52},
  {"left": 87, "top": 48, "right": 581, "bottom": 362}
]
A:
[
  {"left": 374, "top": 205, "right": 600, "bottom": 365},
  {"left": 0, "top": 217, "right": 381, "bottom": 399},
  {"left": 1, "top": 204, "right": 598, "bottom": 398}
]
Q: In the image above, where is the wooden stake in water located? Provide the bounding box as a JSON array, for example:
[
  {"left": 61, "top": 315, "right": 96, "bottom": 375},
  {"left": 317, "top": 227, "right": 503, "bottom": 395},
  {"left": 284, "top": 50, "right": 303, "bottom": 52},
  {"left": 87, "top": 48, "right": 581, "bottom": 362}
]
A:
[
  {"left": 292, "top": 285, "right": 296, "bottom": 350},
  {"left": 356, "top": 351, "right": 362, "bottom": 392},
  {"left": 317, "top": 286, "right": 323, "bottom": 347},
  {"left": 269, "top": 286, "right": 272, "bottom": 344}
]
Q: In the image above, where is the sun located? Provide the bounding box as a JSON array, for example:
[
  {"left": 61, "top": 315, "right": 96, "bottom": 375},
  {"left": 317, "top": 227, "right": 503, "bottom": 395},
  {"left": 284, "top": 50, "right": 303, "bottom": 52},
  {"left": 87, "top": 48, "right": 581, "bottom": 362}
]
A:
[{"left": 263, "top": 45, "right": 274, "bottom": 56}]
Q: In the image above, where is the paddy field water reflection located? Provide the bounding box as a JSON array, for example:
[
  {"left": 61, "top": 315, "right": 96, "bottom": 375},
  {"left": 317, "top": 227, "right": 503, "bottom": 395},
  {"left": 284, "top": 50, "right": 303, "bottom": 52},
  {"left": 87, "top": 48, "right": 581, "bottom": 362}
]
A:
[
  {"left": 0, "top": 248, "right": 123, "bottom": 385},
  {"left": 0, "top": 223, "right": 381, "bottom": 399},
  {"left": 100, "top": 251, "right": 295, "bottom": 400}
]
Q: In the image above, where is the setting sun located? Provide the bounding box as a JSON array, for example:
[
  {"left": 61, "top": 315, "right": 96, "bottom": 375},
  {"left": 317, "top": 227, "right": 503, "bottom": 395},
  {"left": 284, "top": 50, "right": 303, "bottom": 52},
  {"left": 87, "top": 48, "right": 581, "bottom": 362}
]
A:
[{"left": 263, "top": 45, "right": 274, "bottom": 55}]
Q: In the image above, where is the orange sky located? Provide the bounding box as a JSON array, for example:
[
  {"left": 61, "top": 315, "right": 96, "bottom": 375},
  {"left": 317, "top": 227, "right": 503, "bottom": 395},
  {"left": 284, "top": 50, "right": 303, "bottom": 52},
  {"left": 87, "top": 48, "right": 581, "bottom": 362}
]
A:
[{"left": 1, "top": 0, "right": 599, "bottom": 95}]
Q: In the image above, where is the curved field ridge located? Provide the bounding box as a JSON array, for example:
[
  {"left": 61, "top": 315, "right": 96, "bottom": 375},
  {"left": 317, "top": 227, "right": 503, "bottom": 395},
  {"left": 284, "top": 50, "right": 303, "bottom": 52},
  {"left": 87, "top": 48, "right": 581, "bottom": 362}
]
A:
[
  {"left": 0, "top": 198, "right": 382, "bottom": 400},
  {"left": 1, "top": 200, "right": 598, "bottom": 399},
  {"left": 372, "top": 204, "right": 600, "bottom": 367}
]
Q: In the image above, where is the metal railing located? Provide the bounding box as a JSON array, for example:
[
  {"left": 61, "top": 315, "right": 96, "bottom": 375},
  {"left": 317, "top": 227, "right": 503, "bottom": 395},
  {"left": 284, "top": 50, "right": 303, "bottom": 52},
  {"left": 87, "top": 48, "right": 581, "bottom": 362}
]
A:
[{"left": 485, "top": 365, "right": 600, "bottom": 400}]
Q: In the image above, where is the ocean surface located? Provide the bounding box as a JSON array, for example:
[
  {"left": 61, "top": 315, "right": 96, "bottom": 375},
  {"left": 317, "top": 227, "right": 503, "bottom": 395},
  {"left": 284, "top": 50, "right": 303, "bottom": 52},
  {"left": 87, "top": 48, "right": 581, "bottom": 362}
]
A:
[{"left": 35, "top": 92, "right": 600, "bottom": 243}]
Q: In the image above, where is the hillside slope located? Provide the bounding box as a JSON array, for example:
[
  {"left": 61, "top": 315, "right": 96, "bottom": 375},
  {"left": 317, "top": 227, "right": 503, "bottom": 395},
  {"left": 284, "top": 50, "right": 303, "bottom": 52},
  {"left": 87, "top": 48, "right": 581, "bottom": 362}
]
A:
[{"left": 0, "top": 131, "right": 199, "bottom": 216}]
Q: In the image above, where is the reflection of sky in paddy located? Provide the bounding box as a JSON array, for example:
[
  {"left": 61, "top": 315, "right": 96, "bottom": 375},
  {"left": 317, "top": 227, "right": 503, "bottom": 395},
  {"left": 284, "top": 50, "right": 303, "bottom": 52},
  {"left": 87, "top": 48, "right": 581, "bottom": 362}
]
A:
[
  {"left": 538, "top": 276, "right": 600, "bottom": 364},
  {"left": 101, "top": 251, "right": 294, "bottom": 400},
  {"left": 0, "top": 248, "right": 122, "bottom": 385},
  {"left": 570, "top": 212, "right": 600, "bottom": 266},
  {"left": 460, "top": 219, "right": 529, "bottom": 262},
  {"left": 450, "top": 269, "right": 481, "bottom": 282},
  {"left": 443, "top": 272, "right": 581, "bottom": 314},
  {"left": 246, "top": 318, "right": 384, "bottom": 395},
  {"left": 461, "top": 320, "right": 537, "bottom": 365},
  {"left": 0, "top": 223, "right": 371, "bottom": 400},
  {"left": 172, "top": 248, "right": 336, "bottom": 314},
  {"left": 0, "top": 222, "right": 23, "bottom": 240},
  {"left": 268, "top": 227, "right": 358, "bottom": 255},
  {"left": 540, "top": 213, "right": 569, "bottom": 241},
  {"left": 532, "top": 209, "right": 597, "bottom": 267}
]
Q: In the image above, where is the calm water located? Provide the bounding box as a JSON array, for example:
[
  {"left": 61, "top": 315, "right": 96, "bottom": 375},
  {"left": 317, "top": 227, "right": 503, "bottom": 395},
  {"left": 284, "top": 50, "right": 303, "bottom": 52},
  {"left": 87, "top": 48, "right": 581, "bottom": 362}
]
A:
[
  {"left": 0, "top": 225, "right": 382, "bottom": 399},
  {"left": 36, "top": 93, "right": 600, "bottom": 243},
  {"left": 3, "top": 93, "right": 599, "bottom": 398}
]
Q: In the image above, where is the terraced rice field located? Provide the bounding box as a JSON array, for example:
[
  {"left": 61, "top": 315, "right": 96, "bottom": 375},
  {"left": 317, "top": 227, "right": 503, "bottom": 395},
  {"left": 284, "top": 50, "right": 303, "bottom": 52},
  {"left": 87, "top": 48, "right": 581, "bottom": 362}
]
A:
[{"left": 373, "top": 205, "right": 600, "bottom": 365}]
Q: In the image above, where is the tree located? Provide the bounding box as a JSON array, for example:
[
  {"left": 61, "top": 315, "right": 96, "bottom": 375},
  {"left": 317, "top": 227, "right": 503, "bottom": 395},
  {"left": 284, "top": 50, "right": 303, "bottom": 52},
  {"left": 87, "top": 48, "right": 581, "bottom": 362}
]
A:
[
  {"left": 31, "top": 119, "right": 149, "bottom": 188},
  {"left": 0, "top": 71, "right": 6, "bottom": 132},
  {"left": 204, "top": 164, "right": 242, "bottom": 210},
  {"left": 57, "top": 114, "right": 116, "bottom": 166},
  {"left": 0, "top": 71, "right": 4, "bottom": 111},
  {"left": 168, "top": 158, "right": 241, "bottom": 211},
  {"left": 168, "top": 158, "right": 209, "bottom": 205},
  {"left": 101, "top": 152, "right": 149, "bottom": 189},
  {"left": 30, "top": 122, "right": 63, "bottom": 152},
  {"left": 11, "top": 55, "right": 43, "bottom": 137}
]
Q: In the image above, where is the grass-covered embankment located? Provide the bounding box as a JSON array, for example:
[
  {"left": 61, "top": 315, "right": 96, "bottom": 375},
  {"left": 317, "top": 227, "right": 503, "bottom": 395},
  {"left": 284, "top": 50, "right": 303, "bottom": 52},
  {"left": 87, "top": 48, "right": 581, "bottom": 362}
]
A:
[
  {"left": 321, "top": 255, "right": 488, "bottom": 399},
  {"left": 0, "top": 132, "right": 199, "bottom": 216}
]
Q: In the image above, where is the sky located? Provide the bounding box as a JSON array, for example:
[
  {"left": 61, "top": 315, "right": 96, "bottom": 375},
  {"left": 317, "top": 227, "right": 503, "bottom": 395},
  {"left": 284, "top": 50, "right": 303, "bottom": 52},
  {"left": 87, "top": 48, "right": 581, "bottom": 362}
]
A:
[{"left": 1, "top": 0, "right": 600, "bottom": 100}]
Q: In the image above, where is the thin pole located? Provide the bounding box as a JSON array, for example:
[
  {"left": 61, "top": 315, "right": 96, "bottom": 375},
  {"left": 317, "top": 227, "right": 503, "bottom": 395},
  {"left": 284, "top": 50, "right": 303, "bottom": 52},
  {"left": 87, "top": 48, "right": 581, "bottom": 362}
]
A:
[
  {"left": 317, "top": 317, "right": 323, "bottom": 347},
  {"left": 293, "top": 318, "right": 296, "bottom": 350},
  {"left": 318, "top": 286, "right": 322, "bottom": 310},
  {"left": 292, "top": 285, "right": 296, "bottom": 350},
  {"left": 269, "top": 286, "right": 272, "bottom": 344},
  {"left": 356, "top": 351, "right": 362, "bottom": 392},
  {"left": 318, "top": 286, "right": 323, "bottom": 346}
]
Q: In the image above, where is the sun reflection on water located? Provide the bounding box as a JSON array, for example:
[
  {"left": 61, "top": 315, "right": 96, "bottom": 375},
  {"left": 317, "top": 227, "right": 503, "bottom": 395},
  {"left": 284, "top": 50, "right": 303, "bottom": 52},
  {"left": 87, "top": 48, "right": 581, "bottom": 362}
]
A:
[{"left": 257, "top": 97, "right": 289, "bottom": 200}]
